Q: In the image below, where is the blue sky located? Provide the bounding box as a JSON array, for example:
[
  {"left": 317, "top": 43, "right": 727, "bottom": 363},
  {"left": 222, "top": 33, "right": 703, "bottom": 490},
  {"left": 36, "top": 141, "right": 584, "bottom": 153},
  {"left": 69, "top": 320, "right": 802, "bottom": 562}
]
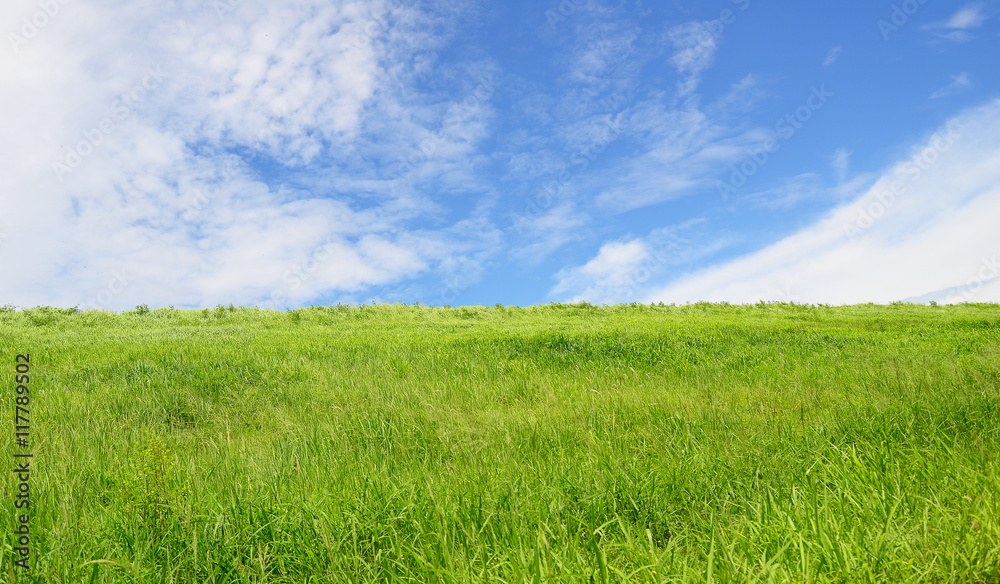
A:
[{"left": 2, "top": 0, "right": 1000, "bottom": 310}]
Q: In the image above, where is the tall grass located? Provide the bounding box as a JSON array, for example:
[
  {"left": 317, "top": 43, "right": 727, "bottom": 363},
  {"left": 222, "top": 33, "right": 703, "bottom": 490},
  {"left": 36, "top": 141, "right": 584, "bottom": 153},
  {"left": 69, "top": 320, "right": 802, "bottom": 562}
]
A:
[{"left": 1, "top": 302, "right": 999, "bottom": 582}]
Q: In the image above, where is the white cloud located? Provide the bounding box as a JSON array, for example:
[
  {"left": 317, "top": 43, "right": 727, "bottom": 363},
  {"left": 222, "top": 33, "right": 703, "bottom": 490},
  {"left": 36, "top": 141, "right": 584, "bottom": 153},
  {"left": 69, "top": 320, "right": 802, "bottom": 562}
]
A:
[
  {"left": 549, "top": 219, "right": 730, "bottom": 304},
  {"left": 741, "top": 170, "right": 874, "bottom": 211},
  {"left": 0, "top": 0, "right": 500, "bottom": 310},
  {"left": 640, "top": 99, "right": 1000, "bottom": 305},
  {"left": 930, "top": 72, "right": 972, "bottom": 99},
  {"left": 499, "top": 5, "right": 656, "bottom": 263},
  {"left": 512, "top": 201, "right": 593, "bottom": 265},
  {"left": 592, "top": 88, "right": 774, "bottom": 212},
  {"left": 551, "top": 238, "right": 650, "bottom": 303},
  {"left": 823, "top": 46, "right": 841, "bottom": 67},
  {"left": 665, "top": 21, "right": 722, "bottom": 97},
  {"left": 945, "top": 4, "right": 987, "bottom": 29},
  {"left": 742, "top": 173, "right": 823, "bottom": 210},
  {"left": 666, "top": 21, "right": 720, "bottom": 75},
  {"left": 924, "top": 4, "right": 990, "bottom": 41},
  {"left": 518, "top": 68, "right": 777, "bottom": 222},
  {"left": 565, "top": 21, "right": 640, "bottom": 87},
  {"left": 831, "top": 148, "right": 851, "bottom": 182},
  {"left": 504, "top": 17, "right": 764, "bottom": 263}
]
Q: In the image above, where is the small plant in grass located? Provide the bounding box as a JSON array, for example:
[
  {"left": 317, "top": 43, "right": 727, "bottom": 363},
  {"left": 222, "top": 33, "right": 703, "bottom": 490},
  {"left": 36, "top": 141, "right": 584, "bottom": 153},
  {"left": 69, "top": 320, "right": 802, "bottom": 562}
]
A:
[{"left": 111, "top": 433, "right": 184, "bottom": 530}]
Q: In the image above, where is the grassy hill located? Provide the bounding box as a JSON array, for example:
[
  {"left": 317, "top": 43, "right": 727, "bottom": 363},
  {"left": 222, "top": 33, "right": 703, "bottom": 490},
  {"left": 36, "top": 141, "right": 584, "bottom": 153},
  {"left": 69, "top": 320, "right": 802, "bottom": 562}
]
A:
[{"left": 2, "top": 303, "right": 999, "bottom": 582}]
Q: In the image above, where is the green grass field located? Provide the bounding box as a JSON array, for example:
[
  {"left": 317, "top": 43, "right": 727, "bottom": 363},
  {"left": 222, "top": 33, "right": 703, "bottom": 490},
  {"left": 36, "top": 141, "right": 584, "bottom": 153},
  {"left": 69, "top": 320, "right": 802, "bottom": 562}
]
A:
[{"left": 2, "top": 302, "right": 999, "bottom": 583}]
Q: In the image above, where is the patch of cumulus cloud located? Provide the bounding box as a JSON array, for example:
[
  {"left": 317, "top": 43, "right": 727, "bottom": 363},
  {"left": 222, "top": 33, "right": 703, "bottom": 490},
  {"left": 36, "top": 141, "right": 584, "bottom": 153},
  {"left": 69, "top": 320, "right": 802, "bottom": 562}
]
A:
[
  {"left": 0, "top": 0, "right": 499, "bottom": 310},
  {"left": 550, "top": 220, "right": 730, "bottom": 304}
]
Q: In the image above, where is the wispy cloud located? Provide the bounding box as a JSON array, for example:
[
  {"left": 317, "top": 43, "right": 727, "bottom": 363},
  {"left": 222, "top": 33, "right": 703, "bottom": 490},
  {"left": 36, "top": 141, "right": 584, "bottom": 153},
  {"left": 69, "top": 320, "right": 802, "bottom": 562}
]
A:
[
  {"left": 503, "top": 10, "right": 788, "bottom": 266},
  {"left": 594, "top": 77, "right": 831, "bottom": 212},
  {"left": 945, "top": 4, "right": 988, "bottom": 29},
  {"left": 924, "top": 3, "right": 990, "bottom": 42},
  {"left": 639, "top": 100, "right": 1000, "bottom": 305},
  {"left": 665, "top": 20, "right": 722, "bottom": 97},
  {"left": 831, "top": 148, "right": 851, "bottom": 182},
  {"left": 823, "top": 46, "right": 841, "bottom": 67},
  {"left": 741, "top": 170, "right": 873, "bottom": 211},
  {"left": 930, "top": 72, "right": 972, "bottom": 99},
  {"left": 741, "top": 173, "right": 824, "bottom": 210},
  {"left": 592, "top": 104, "right": 767, "bottom": 211}
]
